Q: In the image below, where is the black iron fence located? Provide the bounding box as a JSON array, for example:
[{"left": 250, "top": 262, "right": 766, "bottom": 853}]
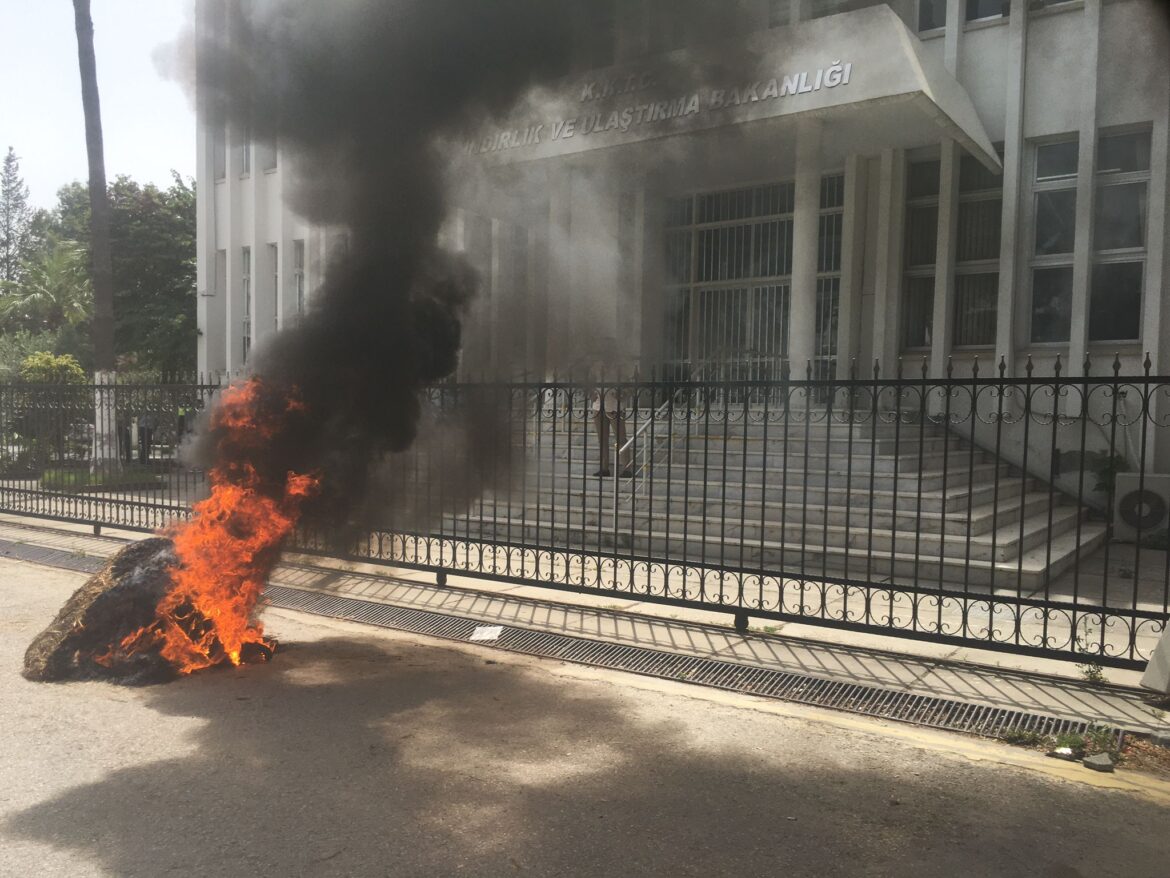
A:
[{"left": 2, "top": 360, "right": 1168, "bottom": 668}]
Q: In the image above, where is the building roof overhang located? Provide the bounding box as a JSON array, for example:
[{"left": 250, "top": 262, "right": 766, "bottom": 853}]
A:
[{"left": 462, "top": 6, "right": 1001, "bottom": 173}]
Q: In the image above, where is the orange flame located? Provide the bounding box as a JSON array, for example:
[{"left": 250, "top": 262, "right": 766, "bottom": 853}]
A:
[{"left": 107, "top": 379, "right": 319, "bottom": 675}]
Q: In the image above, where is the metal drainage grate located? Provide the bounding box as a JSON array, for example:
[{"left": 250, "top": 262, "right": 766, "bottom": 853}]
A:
[
  {"left": 0, "top": 539, "right": 106, "bottom": 574},
  {"left": 264, "top": 585, "right": 1112, "bottom": 744},
  {"left": 0, "top": 536, "right": 1122, "bottom": 745}
]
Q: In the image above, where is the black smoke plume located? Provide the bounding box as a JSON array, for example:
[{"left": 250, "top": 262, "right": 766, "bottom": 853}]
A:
[{"left": 195, "top": 0, "right": 758, "bottom": 532}]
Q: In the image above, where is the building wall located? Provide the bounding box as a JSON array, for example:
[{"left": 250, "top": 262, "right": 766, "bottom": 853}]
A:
[{"left": 196, "top": 0, "right": 1170, "bottom": 385}]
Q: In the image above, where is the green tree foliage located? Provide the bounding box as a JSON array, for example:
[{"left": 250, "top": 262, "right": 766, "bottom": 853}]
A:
[
  {"left": 0, "top": 330, "right": 60, "bottom": 382},
  {"left": 36, "top": 175, "right": 197, "bottom": 374},
  {"left": 108, "top": 174, "right": 196, "bottom": 373},
  {"left": 0, "top": 147, "right": 34, "bottom": 283},
  {"left": 18, "top": 351, "right": 86, "bottom": 384},
  {"left": 0, "top": 236, "right": 93, "bottom": 331}
]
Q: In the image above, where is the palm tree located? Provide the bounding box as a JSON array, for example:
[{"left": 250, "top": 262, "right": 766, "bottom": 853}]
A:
[
  {"left": 71, "top": 0, "right": 114, "bottom": 372},
  {"left": 72, "top": 0, "right": 118, "bottom": 471},
  {"left": 0, "top": 237, "right": 93, "bottom": 330}
]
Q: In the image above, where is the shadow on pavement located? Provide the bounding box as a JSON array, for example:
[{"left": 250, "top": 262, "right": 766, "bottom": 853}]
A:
[{"left": 5, "top": 633, "right": 1166, "bottom": 877}]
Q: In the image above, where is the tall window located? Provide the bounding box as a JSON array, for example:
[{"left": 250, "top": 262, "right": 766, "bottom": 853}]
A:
[
  {"left": 1029, "top": 138, "right": 1078, "bottom": 342},
  {"left": 268, "top": 243, "right": 279, "bottom": 332},
  {"left": 919, "top": 0, "right": 947, "bottom": 30},
  {"left": 815, "top": 175, "right": 844, "bottom": 381},
  {"left": 260, "top": 139, "right": 278, "bottom": 172},
  {"left": 240, "top": 125, "right": 251, "bottom": 175},
  {"left": 648, "top": 0, "right": 689, "bottom": 52},
  {"left": 215, "top": 249, "right": 226, "bottom": 298},
  {"left": 663, "top": 182, "right": 795, "bottom": 379},
  {"left": 213, "top": 121, "right": 227, "bottom": 181},
  {"left": 966, "top": 0, "right": 1009, "bottom": 21},
  {"left": 953, "top": 152, "right": 1002, "bottom": 347},
  {"left": 1090, "top": 130, "right": 1150, "bottom": 342},
  {"left": 580, "top": 0, "right": 616, "bottom": 68},
  {"left": 902, "top": 160, "right": 939, "bottom": 350},
  {"left": 241, "top": 246, "right": 252, "bottom": 362},
  {"left": 768, "top": 0, "right": 793, "bottom": 27},
  {"left": 293, "top": 240, "right": 306, "bottom": 319},
  {"left": 807, "top": 0, "right": 853, "bottom": 20}
]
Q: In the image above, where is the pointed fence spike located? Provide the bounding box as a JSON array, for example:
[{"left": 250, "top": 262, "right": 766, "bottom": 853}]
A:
[
  {"left": 1113, "top": 352, "right": 1122, "bottom": 377},
  {"left": 873, "top": 359, "right": 880, "bottom": 380},
  {"left": 972, "top": 355, "right": 980, "bottom": 379},
  {"left": 849, "top": 356, "right": 858, "bottom": 381},
  {"left": 1145, "top": 352, "right": 1153, "bottom": 376},
  {"left": 1025, "top": 354, "right": 1034, "bottom": 377},
  {"left": 945, "top": 356, "right": 954, "bottom": 379},
  {"left": 998, "top": 355, "right": 1007, "bottom": 379},
  {"left": 921, "top": 355, "right": 928, "bottom": 378},
  {"left": 1083, "top": 353, "right": 1092, "bottom": 377},
  {"left": 1054, "top": 353, "right": 1062, "bottom": 378}
]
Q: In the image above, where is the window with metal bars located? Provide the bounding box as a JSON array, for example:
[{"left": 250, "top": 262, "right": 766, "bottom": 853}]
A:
[
  {"left": 662, "top": 183, "right": 795, "bottom": 380},
  {"left": 814, "top": 175, "right": 844, "bottom": 382},
  {"left": 293, "top": 240, "right": 306, "bottom": 319},
  {"left": 768, "top": 0, "right": 793, "bottom": 27},
  {"left": 268, "top": 243, "right": 279, "bottom": 333},
  {"left": 902, "top": 160, "right": 938, "bottom": 350},
  {"left": 241, "top": 246, "right": 252, "bottom": 362},
  {"left": 1029, "top": 137, "right": 1078, "bottom": 343},
  {"left": 1090, "top": 129, "right": 1150, "bottom": 342},
  {"left": 579, "top": 0, "right": 616, "bottom": 68},
  {"left": 954, "top": 151, "right": 1002, "bottom": 348}
]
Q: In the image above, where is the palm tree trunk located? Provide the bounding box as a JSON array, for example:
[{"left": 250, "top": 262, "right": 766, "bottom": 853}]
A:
[
  {"left": 72, "top": 0, "right": 114, "bottom": 371},
  {"left": 72, "top": 0, "right": 119, "bottom": 473}
]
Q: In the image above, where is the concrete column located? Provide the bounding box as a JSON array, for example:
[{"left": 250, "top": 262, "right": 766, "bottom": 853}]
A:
[
  {"left": 251, "top": 164, "right": 279, "bottom": 347},
  {"left": 994, "top": 5, "right": 1029, "bottom": 377},
  {"left": 194, "top": 92, "right": 225, "bottom": 375},
  {"left": 943, "top": 0, "right": 963, "bottom": 75},
  {"left": 624, "top": 185, "right": 647, "bottom": 368},
  {"left": 871, "top": 147, "right": 906, "bottom": 375},
  {"left": 930, "top": 139, "right": 961, "bottom": 381},
  {"left": 640, "top": 181, "right": 667, "bottom": 372},
  {"left": 525, "top": 226, "right": 542, "bottom": 377},
  {"left": 568, "top": 169, "right": 621, "bottom": 365},
  {"left": 1147, "top": 57, "right": 1170, "bottom": 381},
  {"left": 489, "top": 218, "right": 502, "bottom": 376},
  {"left": 836, "top": 154, "right": 867, "bottom": 374},
  {"left": 788, "top": 118, "right": 822, "bottom": 379},
  {"left": 1067, "top": 0, "right": 1101, "bottom": 379},
  {"left": 1144, "top": 21, "right": 1169, "bottom": 471},
  {"left": 545, "top": 166, "right": 573, "bottom": 373},
  {"left": 223, "top": 121, "right": 245, "bottom": 375}
]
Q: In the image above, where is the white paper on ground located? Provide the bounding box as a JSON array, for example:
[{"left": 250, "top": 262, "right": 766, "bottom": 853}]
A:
[{"left": 469, "top": 625, "right": 504, "bottom": 642}]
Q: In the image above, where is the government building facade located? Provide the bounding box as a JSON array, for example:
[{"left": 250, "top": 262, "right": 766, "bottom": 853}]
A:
[{"left": 196, "top": 0, "right": 1170, "bottom": 385}]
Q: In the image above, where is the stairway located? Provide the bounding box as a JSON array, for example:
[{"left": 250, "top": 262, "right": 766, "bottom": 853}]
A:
[{"left": 442, "top": 407, "right": 1108, "bottom": 593}]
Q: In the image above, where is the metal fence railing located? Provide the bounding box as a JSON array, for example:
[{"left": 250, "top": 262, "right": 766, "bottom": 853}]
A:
[{"left": 2, "top": 360, "right": 1167, "bottom": 668}]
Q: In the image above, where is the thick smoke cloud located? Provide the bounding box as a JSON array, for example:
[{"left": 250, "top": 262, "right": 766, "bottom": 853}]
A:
[{"left": 196, "top": 0, "right": 758, "bottom": 533}]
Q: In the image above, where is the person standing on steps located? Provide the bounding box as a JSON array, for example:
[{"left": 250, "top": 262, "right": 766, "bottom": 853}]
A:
[{"left": 589, "top": 362, "right": 632, "bottom": 478}]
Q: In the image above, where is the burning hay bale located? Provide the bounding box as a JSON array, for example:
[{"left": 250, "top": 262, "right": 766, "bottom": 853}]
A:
[
  {"left": 23, "top": 536, "right": 276, "bottom": 685},
  {"left": 24, "top": 381, "right": 312, "bottom": 686},
  {"left": 23, "top": 538, "right": 183, "bottom": 684}
]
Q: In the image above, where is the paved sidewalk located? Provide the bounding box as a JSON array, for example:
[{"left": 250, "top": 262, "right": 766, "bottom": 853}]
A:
[
  {"left": 1, "top": 514, "right": 1166, "bottom": 737},
  {"left": 5, "top": 560, "right": 1169, "bottom": 878}
]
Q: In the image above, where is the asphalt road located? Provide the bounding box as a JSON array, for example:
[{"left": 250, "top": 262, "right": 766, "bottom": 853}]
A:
[{"left": 2, "top": 558, "right": 1167, "bottom": 878}]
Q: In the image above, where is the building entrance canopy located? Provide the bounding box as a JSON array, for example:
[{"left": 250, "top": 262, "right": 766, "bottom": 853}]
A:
[{"left": 465, "top": 6, "right": 1000, "bottom": 173}]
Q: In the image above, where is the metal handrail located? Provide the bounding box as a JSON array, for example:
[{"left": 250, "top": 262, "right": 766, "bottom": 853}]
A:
[{"left": 611, "top": 351, "right": 747, "bottom": 508}]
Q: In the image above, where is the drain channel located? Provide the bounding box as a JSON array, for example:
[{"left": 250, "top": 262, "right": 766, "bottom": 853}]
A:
[
  {"left": 0, "top": 535, "right": 1124, "bottom": 744},
  {"left": 264, "top": 584, "right": 1108, "bottom": 743}
]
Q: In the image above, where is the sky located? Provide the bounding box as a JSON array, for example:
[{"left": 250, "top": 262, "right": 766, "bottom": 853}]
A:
[{"left": 0, "top": 1, "right": 196, "bottom": 210}]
